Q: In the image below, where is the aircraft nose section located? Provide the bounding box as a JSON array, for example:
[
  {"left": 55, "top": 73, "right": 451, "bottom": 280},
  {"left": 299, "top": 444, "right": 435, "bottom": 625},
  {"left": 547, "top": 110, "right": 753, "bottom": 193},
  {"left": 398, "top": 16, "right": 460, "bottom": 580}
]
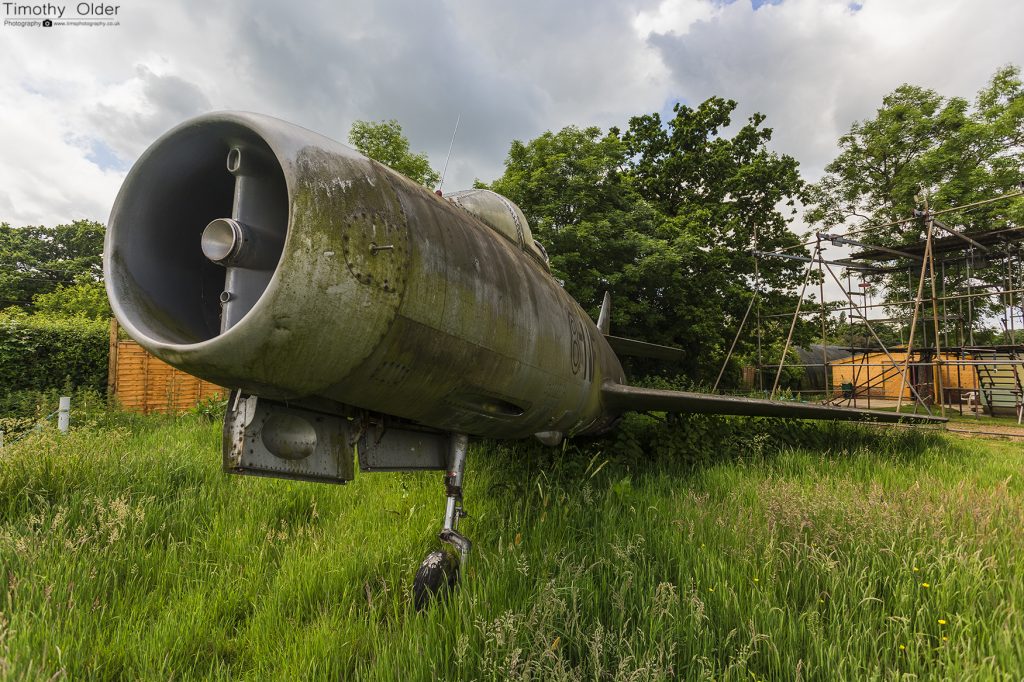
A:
[
  {"left": 105, "top": 116, "right": 288, "bottom": 345},
  {"left": 105, "top": 111, "right": 409, "bottom": 399}
]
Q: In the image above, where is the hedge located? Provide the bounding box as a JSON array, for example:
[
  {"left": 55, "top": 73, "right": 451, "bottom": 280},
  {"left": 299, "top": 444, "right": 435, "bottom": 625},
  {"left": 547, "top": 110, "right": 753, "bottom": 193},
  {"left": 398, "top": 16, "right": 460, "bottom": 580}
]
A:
[{"left": 0, "top": 314, "right": 108, "bottom": 395}]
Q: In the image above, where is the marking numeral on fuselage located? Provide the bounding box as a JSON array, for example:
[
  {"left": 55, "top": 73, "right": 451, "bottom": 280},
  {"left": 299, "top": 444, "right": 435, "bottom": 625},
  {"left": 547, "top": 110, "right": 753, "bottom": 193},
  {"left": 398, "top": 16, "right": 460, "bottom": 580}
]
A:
[{"left": 568, "top": 313, "right": 593, "bottom": 382}]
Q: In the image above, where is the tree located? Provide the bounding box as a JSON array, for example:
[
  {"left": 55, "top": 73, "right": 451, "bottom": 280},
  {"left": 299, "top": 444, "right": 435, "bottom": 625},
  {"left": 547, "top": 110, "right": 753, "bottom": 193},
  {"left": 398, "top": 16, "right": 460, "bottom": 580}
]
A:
[
  {"left": 488, "top": 126, "right": 646, "bottom": 314},
  {"left": 348, "top": 119, "right": 440, "bottom": 187},
  {"left": 620, "top": 99, "right": 808, "bottom": 296},
  {"left": 806, "top": 65, "right": 1024, "bottom": 342},
  {"left": 488, "top": 98, "right": 809, "bottom": 382},
  {"left": 32, "top": 280, "right": 110, "bottom": 320},
  {"left": 0, "top": 220, "right": 105, "bottom": 311}
]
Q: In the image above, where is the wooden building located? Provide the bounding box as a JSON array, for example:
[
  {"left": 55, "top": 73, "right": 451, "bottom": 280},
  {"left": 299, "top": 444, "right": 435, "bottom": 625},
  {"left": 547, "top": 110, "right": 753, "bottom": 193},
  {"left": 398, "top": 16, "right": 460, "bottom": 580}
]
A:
[{"left": 830, "top": 351, "right": 978, "bottom": 403}]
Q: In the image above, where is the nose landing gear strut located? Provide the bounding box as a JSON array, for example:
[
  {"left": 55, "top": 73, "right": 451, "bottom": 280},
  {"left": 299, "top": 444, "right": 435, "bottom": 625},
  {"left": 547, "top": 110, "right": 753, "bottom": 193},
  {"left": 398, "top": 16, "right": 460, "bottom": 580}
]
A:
[{"left": 413, "top": 433, "right": 471, "bottom": 610}]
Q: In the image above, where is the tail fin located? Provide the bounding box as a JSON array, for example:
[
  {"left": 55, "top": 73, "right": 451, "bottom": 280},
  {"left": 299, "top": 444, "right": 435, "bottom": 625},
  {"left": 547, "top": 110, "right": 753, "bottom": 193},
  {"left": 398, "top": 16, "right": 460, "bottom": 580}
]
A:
[
  {"left": 596, "top": 292, "right": 685, "bottom": 362},
  {"left": 597, "top": 291, "right": 611, "bottom": 334}
]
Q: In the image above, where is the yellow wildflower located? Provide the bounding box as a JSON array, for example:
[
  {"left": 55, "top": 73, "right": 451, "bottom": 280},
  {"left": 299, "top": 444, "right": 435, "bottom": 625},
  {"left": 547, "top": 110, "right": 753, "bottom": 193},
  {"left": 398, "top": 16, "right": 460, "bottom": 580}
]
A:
[
  {"left": 921, "top": 582, "right": 930, "bottom": 588},
  {"left": 899, "top": 644, "right": 906, "bottom": 651},
  {"left": 938, "top": 619, "right": 947, "bottom": 625}
]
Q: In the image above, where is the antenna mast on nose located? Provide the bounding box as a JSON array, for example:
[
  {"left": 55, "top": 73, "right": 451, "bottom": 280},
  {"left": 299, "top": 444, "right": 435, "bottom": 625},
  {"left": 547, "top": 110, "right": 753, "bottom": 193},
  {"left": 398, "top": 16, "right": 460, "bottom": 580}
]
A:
[{"left": 436, "top": 113, "right": 461, "bottom": 194}]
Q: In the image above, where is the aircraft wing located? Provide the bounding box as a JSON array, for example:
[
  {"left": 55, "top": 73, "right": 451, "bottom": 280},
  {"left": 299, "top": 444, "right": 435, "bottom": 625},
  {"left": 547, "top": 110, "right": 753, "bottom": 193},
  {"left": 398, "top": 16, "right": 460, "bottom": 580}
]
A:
[{"left": 601, "top": 383, "right": 947, "bottom": 424}]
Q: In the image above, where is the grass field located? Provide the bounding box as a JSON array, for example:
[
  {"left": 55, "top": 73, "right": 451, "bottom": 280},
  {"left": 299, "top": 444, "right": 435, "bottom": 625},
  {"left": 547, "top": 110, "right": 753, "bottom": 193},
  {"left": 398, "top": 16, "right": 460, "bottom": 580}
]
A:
[{"left": 1, "top": 413, "right": 1022, "bottom": 680}]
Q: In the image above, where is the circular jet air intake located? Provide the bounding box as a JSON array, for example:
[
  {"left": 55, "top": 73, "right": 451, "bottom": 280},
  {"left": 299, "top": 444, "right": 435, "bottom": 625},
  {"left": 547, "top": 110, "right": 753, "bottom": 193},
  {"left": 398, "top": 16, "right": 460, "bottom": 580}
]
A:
[{"left": 106, "top": 117, "right": 289, "bottom": 346}]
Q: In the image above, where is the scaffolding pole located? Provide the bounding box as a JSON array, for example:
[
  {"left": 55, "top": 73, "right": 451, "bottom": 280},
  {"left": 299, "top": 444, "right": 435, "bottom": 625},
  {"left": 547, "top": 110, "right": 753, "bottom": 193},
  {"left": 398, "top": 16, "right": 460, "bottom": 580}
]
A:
[
  {"left": 770, "top": 243, "right": 820, "bottom": 399},
  {"left": 896, "top": 209, "right": 937, "bottom": 413},
  {"left": 925, "top": 205, "right": 946, "bottom": 417}
]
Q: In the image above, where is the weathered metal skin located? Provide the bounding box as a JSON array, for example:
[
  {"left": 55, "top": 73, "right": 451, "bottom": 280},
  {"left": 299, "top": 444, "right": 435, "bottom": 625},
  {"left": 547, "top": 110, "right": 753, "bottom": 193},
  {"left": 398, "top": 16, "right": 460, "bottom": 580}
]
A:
[{"left": 106, "top": 112, "right": 624, "bottom": 440}]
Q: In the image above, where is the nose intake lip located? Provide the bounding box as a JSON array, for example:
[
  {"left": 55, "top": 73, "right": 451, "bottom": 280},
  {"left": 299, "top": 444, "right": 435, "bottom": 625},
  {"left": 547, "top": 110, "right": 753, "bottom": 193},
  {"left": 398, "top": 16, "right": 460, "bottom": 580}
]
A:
[{"left": 105, "top": 116, "right": 289, "bottom": 346}]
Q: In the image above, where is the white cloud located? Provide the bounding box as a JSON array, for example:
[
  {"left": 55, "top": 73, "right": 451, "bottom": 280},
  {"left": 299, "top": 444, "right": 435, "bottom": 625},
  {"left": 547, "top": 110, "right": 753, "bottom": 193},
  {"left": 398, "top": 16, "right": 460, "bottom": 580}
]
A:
[
  {"left": 85, "top": 66, "right": 211, "bottom": 165},
  {"left": 0, "top": 77, "right": 124, "bottom": 226},
  {"left": 634, "top": 0, "right": 721, "bottom": 38},
  {"left": 638, "top": 0, "right": 1024, "bottom": 178}
]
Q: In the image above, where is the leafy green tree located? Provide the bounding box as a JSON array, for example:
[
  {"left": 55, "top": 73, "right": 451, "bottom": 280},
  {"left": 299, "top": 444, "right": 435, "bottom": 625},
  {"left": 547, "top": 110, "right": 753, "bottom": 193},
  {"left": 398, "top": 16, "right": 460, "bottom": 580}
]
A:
[
  {"left": 488, "top": 126, "right": 645, "bottom": 312},
  {"left": 0, "top": 220, "right": 105, "bottom": 311},
  {"left": 805, "top": 69, "right": 1024, "bottom": 232},
  {"left": 620, "top": 99, "right": 808, "bottom": 300},
  {"left": 32, "top": 280, "right": 110, "bottom": 320},
  {"left": 806, "top": 65, "right": 1024, "bottom": 342},
  {"left": 348, "top": 119, "right": 440, "bottom": 187},
  {"left": 488, "top": 98, "right": 809, "bottom": 382}
]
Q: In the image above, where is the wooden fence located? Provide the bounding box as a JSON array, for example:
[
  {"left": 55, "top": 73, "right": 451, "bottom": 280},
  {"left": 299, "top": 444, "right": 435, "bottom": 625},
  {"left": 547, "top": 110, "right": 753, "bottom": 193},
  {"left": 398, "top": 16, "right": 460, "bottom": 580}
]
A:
[{"left": 108, "top": 320, "right": 226, "bottom": 414}]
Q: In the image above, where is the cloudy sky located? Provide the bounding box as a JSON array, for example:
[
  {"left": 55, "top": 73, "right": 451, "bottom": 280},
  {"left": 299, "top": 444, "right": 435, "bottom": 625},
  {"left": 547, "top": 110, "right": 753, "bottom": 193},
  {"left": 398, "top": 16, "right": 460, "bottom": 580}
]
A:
[{"left": 1, "top": 0, "right": 1022, "bottom": 229}]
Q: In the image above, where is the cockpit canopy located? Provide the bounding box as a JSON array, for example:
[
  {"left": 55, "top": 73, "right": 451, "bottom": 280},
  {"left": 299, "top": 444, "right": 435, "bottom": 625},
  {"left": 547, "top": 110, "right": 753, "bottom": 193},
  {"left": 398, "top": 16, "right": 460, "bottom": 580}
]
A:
[{"left": 444, "top": 189, "right": 549, "bottom": 269}]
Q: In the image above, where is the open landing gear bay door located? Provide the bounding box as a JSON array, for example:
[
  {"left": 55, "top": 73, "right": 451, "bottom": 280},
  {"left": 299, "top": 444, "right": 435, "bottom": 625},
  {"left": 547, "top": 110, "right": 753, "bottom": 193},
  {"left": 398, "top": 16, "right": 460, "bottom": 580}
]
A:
[{"left": 222, "top": 391, "right": 453, "bottom": 483}]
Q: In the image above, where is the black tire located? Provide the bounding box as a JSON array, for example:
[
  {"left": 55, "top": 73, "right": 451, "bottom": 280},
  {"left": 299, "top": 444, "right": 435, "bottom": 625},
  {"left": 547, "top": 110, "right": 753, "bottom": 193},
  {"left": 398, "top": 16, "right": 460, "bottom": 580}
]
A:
[{"left": 413, "top": 550, "right": 459, "bottom": 611}]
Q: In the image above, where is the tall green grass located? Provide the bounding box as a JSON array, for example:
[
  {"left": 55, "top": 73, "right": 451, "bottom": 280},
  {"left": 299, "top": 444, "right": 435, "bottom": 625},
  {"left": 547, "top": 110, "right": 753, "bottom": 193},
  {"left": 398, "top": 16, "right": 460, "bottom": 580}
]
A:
[{"left": 1, "top": 414, "right": 1022, "bottom": 680}]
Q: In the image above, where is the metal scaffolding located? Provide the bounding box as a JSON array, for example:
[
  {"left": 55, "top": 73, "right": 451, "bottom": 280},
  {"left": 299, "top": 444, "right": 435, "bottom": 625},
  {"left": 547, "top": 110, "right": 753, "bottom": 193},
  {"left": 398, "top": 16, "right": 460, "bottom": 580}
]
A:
[{"left": 715, "top": 189, "right": 1024, "bottom": 423}]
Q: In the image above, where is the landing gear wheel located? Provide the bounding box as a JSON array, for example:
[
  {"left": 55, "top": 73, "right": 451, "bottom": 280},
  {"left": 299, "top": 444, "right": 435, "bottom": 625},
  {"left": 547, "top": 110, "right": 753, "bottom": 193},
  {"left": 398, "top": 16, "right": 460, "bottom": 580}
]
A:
[{"left": 413, "top": 550, "right": 459, "bottom": 611}]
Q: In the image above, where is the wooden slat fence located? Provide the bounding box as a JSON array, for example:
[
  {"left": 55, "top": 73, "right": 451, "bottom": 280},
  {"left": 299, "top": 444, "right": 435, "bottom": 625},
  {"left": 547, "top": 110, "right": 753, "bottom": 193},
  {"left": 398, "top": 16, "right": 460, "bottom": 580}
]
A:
[{"left": 108, "top": 320, "right": 227, "bottom": 414}]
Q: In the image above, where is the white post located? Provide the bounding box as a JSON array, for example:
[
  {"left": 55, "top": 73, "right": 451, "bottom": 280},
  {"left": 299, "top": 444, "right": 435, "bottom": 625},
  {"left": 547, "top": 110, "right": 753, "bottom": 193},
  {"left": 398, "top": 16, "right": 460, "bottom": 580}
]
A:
[{"left": 58, "top": 396, "right": 71, "bottom": 433}]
